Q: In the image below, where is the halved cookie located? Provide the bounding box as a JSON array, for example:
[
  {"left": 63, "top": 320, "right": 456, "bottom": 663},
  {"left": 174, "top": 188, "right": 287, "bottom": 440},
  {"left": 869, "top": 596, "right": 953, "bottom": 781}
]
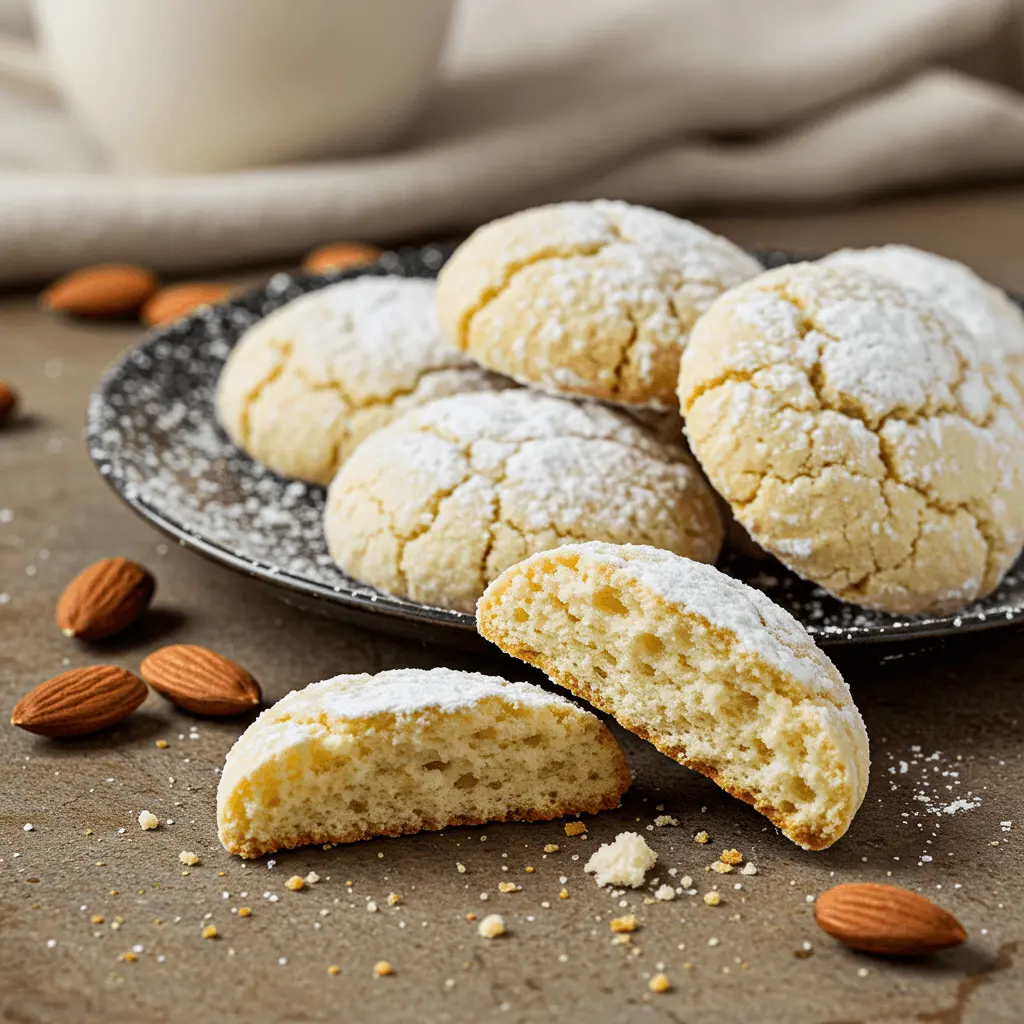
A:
[
  {"left": 477, "top": 542, "right": 869, "bottom": 850},
  {"left": 217, "top": 667, "right": 630, "bottom": 858}
]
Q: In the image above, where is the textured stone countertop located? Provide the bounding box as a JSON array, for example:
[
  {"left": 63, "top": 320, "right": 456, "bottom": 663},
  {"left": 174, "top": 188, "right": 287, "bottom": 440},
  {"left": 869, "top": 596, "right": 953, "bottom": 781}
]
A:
[{"left": 1, "top": 187, "right": 1023, "bottom": 1024}]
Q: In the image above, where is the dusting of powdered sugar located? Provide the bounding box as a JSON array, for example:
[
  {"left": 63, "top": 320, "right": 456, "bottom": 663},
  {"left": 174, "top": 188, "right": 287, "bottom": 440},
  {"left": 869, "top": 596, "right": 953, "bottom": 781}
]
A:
[
  {"left": 271, "top": 667, "right": 579, "bottom": 723},
  {"left": 86, "top": 245, "right": 1024, "bottom": 644},
  {"left": 822, "top": 244, "right": 1024, "bottom": 369},
  {"left": 885, "top": 745, "right": 983, "bottom": 817}
]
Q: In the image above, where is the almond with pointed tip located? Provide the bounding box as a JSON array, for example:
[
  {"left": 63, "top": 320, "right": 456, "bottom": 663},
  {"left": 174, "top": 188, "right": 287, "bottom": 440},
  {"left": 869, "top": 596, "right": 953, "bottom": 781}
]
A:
[
  {"left": 302, "top": 242, "right": 382, "bottom": 275},
  {"left": 141, "top": 645, "right": 261, "bottom": 716},
  {"left": 57, "top": 558, "right": 155, "bottom": 641},
  {"left": 814, "top": 883, "right": 966, "bottom": 955},
  {"left": 141, "top": 283, "right": 233, "bottom": 327},
  {"left": 12, "top": 666, "right": 148, "bottom": 738},
  {"left": 41, "top": 263, "right": 158, "bottom": 317}
]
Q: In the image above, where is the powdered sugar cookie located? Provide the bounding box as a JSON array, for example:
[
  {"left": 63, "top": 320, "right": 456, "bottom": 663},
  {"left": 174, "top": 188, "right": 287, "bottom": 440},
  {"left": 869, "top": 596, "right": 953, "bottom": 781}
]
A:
[
  {"left": 216, "top": 276, "right": 504, "bottom": 485},
  {"left": 477, "top": 542, "right": 868, "bottom": 850},
  {"left": 679, "top": 262, "right": 1024, "bottom": 615},
  {"left": 436, "top": 201, "right": 762, "bottom": 409},
  {"left": 217, "top": 667, "right": 630, "bottom": 857},
  {"left": 821, "top": 245, "right": 1024, "bottom": 399},
  {"left": 324, "top": 389, "right": 724, "bottom": 612}
]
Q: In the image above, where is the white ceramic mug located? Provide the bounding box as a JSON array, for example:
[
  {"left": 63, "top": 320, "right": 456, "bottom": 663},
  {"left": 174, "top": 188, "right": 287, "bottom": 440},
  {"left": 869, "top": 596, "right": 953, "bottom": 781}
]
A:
[{"left": 0, "top": 0, "right": 454, "bottom": 173}]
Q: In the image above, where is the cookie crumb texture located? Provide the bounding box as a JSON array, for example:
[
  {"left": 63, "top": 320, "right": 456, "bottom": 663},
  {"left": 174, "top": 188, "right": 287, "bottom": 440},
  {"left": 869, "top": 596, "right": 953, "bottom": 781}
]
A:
[
  {"left": 477, "top": 542, "right": 869, "bottom": 850},
  {"left": 585, "top": 832, "right": 657, "bottom": 888},
  {"left": 437, "top": 200, "right": 761, "bottom": 408},
  {"left": 216, "top": 667, "right": 630, "bottom": 858},
  {"left": 325, "top": 389, "right": 723, "bottom": 612},
  {"left": 679, "top": 262, "right": 1024, "bottom": 615},
  {"left": 216, "top": 276, "right": 502, "bottom": 486}
]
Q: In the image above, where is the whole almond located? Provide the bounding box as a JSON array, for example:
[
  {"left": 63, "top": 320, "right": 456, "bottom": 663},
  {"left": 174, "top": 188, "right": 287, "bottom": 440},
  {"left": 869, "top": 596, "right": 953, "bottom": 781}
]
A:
[
  {"left": 814, "top": 883, "right": 966, "bottom": 955},
  {"left": 141, "top": 283, "right": 233, "bottom": 327},
  {"left": 12, "top": 665, "right": 147, "bottom": 738},
  {"left": 41, "top": 263, "right": 158, "bottom": 318},
  {"left": 302, "top": 241, "right": 382, "bottom": 275},
  {"left": 0, "top": 380, "right": 17, "bottom": 424},
  {"left": 56, "top": 558, "right": 156, "bottom": 641},
  {"left": 141, "top": 645, "right": 261, "bottom": 716}
]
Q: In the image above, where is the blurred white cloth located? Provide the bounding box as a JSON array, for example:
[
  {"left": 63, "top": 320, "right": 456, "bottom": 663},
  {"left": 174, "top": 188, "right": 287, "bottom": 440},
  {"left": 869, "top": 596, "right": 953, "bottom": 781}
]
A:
[{"left": 1, "top": 0, "right": 1024, "bottom": 282}]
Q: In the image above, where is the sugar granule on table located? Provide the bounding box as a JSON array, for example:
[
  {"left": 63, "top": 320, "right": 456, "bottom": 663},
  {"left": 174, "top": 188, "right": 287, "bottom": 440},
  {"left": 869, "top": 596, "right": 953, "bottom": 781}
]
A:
[{"left": 585, "top": 832, "right": 657, "bottom": 888}]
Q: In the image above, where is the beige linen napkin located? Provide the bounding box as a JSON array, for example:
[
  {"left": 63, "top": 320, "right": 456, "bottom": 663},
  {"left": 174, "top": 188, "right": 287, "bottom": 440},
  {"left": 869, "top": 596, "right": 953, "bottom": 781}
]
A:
[{"left": 0, "top": 0, "right": 1023, "bottom": 283}]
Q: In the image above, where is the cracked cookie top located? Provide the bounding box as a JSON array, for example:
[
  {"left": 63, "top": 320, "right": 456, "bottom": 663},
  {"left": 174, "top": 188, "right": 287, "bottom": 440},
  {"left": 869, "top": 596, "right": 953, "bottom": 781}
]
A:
[
  {"left": 324, "top": 389, "right": 725, "bottom": 612},
  {"left": 435, "top": 201, "right": 762, "bottom": 409},
  {"left": 216, "top": 276, "right": 505, "bottom": 486},
  {"left": 821, "top": 244, "right": 1024, "bottom": 401},
  {"left": 678, "top": 262, "right": 1024, "bottom": 616}
]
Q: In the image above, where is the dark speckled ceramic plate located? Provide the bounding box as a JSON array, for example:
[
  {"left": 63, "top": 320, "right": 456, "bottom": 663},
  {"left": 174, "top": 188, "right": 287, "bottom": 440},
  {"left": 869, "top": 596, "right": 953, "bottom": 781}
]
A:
[{"left": 85, "top": 246, "right": 1024, "bottom": 650}]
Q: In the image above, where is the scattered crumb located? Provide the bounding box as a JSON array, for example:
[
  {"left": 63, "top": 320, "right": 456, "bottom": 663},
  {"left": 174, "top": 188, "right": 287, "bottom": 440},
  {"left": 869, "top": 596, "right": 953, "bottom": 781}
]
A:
[
  {"left": 387, "top": 893, "right": 401, "bottom": 906},
  {"left": 23, "top": 824, "right": 35, "bottom": 832},
  {"left": 328, "top": 965, "right": 341, "bottom": 976},
  {"left": 456, "top": 862, "right": 467, "bottom": 874},
  {"left": 373, "top": 961, "right": 394, "bottom": 977},
  {"left": 703, "top": 892, "right": 721, "bottom": 907},
  {"left": 285, "top": 876, "right": 305, "bottom": 891},
  {"left": 179, "top": 851, "right": 199, "bottom": 866},
  {"left": 740, "top": 862, "right": 758, "bottom": 876},
  {"left": 478, "top": 914, "right": 506, "bottom": 939},
  {"left": 648, "top": 973, "right": 672, "bottom": 994},
  {"left": 305, "top": 872, "right": 321, "bottom": 885},
  {"left": 544, "top": 844, "right": 560, "bottom": 853},
  {"left": 498, "top": 882, "right": 520, "bottom": 894},
  {"left": 711, "top": 861, "right": 733, "bottom": 874},
  {"left": 119, "top": 951, "right": 137, "bottom": 963},
  {"left": 610, "top": 915, "right": 638, "bottom": 934},
  {"left": 653, "top": 884, "right": 676, "bottom": 902},
  {"left": 694, "top": 831, "right": 709, "bottom": 844},
  {"left": 202, "top": 925, "right": 217, "bottom": 939},
  {"left": 155, "top": 740, "right": 169, "bottom": 749},
  {"left": 367, "top": 901, "right": 378, "bottom": 913},
  {"left": 680, "top": 875, "right": 693, "bottom": 888},
  {"left": 654, "top": 816, "right": 679, "bottom": 827},
  {"left": 137, "top": 811, "right": 159, "bottom": 831},
  {"left": 559, "top": 889, "right": 569, "bottom": 900},
  {"left": 524, "top": 866, "right": 535, "bottom": 874},
  {"left": 720, "top": 849, "right": 744, "bottom": 866},
  {"left": 465, "top": 913, "right": 477, "bottom": 922},
  {"left": 564, "top": 822, "right": 587, "bottom": 837},
  {"left": 238, "top": 907, "right": 252, "bottom": 918},
  {"left": 585, "top": 832, "right": 657, "bottom": 888},
  {"left": 91, "top": 914, "right": 104, "bottom": 925}
]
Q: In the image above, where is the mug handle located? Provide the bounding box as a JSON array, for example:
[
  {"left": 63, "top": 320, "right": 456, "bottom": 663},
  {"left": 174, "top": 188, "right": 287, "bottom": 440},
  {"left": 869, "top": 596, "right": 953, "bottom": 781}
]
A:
[{"left": 0, "top": 33, "right": 54, "bottom": 92}]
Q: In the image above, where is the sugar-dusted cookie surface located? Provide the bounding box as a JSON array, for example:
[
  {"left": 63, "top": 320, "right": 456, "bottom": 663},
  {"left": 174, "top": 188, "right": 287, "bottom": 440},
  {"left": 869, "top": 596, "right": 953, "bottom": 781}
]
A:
[
  {"left": 216, "top": 276, "right": 504, "bottom": 485},
  {"left": 217, "top": 667, "right": 630, "bottom": 858},
  {"left": 436, "top": 201, "right": 762, "bottom": 409},
  {"left": 324, "top": 390, "right": 724, "bottom": 612},
  {"left": 821, "top": 244, "right": 1024, "bottom": 400},
  {"left": 477, "top": 542, "right": 869, "bottom": 850},
  {"left": 679, "top": 262, "right": 1024, "bottom": 616}
]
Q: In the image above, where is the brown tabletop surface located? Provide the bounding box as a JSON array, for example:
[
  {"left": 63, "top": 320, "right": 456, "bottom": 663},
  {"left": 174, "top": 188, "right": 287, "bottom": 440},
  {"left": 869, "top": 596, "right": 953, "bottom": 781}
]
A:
[{"left": 2, "top": 186, "right": 1024, "bottom": 1024}]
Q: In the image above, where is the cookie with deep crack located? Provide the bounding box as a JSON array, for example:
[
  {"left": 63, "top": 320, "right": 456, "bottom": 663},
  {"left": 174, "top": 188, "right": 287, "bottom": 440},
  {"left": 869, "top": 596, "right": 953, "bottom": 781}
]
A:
[
  {"left": 436, "top": 201, "right": 762, "bottom": 409},
  {"left": 324, "top": 389, "right": 725, "bottom": 612},
  {"left": 679, "top": 262, "right": 1024, "bottom": 615},
  {"left": 477, "top": 542, "right": 869, "bottom": 850},
  {"left": 217, "top": 667, "right": 630, "bottom": 857},
  {"left": 216, "top": 276, "right": 505, "bottom": 485},
  {"left": 821, "top": 245, "right": 1024, "bottom": 400}
]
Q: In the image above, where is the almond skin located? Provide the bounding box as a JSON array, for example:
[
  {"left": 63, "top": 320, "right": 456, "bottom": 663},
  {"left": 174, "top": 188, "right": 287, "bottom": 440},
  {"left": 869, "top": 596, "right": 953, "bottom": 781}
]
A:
[
  {"left": 141, "top": 645, "right": 261, "bottom": 716},
  {"left": 12, "top": 666, "right": 147, "bottom": 738},
  {"left": 41, "top": 263, "right": 158, "bottom": 317},
  {"left": 302, "top": 241, "right": 382, "bottom": 275},
  {"left": 56, "top": 557, "right": 156, "bottom": 641},
  {"left": 0, "top": 380, "right": 17, "bottom": 424},
  {"left": 814, "top": 883, "right": 966, "bottom": 955},
  {"left": 141, "top": 283, "right": 233, "bottom": 327}
]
